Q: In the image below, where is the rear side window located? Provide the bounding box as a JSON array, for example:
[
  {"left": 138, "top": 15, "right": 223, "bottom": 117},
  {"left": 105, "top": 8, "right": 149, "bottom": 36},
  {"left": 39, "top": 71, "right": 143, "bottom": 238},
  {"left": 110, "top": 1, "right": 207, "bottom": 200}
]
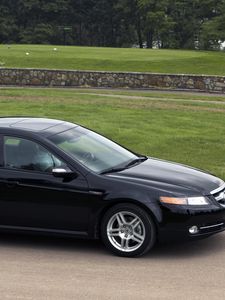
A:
[{"left": 4, "top": 137, "right": 66, "bottom": 173}]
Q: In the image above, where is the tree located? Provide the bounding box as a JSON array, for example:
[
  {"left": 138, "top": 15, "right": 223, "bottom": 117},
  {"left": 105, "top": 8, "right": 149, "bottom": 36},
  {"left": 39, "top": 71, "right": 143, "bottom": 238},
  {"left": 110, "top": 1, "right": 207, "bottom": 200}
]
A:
[
  {"left": 0, "top": 0, "right": 225, "bottom": 50},
  {"left": 199, "top": 0, "right": 225, "bottom": 49}
]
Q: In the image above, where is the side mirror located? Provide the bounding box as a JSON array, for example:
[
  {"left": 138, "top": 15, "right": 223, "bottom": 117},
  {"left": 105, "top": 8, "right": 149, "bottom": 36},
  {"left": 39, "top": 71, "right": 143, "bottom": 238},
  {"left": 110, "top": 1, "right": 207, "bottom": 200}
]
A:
[{"left": 52, "top": 168, "right": 77, "bottom": 179}]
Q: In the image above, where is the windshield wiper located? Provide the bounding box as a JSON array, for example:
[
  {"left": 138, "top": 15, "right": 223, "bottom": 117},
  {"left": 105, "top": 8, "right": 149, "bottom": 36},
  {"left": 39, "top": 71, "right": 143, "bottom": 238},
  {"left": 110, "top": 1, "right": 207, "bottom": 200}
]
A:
[
  {"left": 124, "top": 156, "right": 148, "bottom": 168},
  {"left": 101, "top": 156, "right": 148, "bottom": 175},
  {"left": 101, "top": 166, "right": 127, "bottom": 175}
]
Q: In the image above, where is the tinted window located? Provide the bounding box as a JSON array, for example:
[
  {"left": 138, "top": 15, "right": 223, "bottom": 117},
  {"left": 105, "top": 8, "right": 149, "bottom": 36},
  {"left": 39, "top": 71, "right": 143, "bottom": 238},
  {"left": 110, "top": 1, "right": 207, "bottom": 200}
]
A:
[{"left": 4, "top": 137, "right": 66, "bottom": 173}]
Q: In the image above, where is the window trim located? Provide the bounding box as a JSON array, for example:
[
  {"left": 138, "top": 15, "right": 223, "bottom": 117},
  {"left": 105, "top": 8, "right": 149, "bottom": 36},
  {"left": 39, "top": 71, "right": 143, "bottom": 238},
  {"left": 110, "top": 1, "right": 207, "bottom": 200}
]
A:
[{"left": 0, "top": 134, "right": 4, "bottom": 167}]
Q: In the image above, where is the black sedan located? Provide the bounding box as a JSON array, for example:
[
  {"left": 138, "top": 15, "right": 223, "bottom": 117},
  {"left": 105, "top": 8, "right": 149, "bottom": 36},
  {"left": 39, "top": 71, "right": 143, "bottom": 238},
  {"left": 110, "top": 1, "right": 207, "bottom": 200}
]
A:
[{"left": 0, "top": 117, "right": 224, "bottom": 257}]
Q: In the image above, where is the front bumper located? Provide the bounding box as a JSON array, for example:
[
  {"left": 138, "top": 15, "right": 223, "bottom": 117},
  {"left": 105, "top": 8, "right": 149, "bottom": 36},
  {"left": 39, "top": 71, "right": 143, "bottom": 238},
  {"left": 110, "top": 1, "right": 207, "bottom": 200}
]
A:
[{"left": 158, "top": 205, "right": 225, "bottom": 242}]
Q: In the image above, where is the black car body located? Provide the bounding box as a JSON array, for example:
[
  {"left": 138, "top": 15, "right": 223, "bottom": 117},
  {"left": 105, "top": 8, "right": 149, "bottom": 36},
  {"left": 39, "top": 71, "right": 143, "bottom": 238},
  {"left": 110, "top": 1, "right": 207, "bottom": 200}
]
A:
[{"left": 0, "top": 117, "right": 224, "bottom": 257}]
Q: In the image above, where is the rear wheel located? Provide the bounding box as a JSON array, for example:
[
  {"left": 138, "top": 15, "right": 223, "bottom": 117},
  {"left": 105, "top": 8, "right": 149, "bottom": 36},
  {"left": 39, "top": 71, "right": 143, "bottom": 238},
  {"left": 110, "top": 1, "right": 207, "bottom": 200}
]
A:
[{"left": 101, "top": 203, "right": 156, "bottom": 257}]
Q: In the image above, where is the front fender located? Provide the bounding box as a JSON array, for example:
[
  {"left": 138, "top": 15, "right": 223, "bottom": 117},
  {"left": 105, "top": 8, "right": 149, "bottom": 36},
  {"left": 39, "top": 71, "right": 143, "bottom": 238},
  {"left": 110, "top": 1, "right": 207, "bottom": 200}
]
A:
[
  {"left": 86, "top": 173, "right": 163, "bottom": 238},
  {"left": 103, "top": 189, "right": 162, "bottom": 224}
]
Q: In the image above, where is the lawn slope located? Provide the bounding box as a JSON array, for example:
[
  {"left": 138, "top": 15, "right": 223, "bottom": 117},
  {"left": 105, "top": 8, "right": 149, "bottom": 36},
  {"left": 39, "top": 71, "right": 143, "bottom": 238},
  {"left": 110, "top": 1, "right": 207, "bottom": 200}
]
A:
[{"left": 0, "top": 44, "right": 225, "bottom": 75}]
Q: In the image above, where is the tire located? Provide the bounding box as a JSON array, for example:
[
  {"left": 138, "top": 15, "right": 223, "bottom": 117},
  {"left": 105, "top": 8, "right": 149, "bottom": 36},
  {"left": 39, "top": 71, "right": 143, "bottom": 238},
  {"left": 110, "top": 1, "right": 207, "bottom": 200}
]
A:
[{"left": 101, "top": 203, "right": 156, "bottom": 257}]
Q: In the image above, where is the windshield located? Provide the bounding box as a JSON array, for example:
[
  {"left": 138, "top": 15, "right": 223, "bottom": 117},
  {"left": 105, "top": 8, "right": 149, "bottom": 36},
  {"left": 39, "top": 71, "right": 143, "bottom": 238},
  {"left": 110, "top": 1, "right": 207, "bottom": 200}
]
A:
[{"left": 49, "top": 127, "right": 138, "bottom": 173}]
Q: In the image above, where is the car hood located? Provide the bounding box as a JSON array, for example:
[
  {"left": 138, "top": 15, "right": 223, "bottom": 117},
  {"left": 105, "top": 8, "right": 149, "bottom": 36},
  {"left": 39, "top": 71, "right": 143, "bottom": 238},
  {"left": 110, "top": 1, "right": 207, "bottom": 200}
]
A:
[{"left": 108, "top": 158, "right": 223, "bottom": 195}]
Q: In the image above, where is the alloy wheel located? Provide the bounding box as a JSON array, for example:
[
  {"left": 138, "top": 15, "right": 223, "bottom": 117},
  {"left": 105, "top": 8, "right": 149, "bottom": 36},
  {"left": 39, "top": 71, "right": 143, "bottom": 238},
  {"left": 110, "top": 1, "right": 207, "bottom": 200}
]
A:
[{"left": 106, "top": 211, "right": 146, "bottom": 252}]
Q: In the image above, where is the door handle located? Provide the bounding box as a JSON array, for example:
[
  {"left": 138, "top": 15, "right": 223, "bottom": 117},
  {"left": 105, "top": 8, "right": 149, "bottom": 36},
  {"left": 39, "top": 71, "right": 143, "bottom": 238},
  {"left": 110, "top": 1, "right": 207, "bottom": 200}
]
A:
[
  {"left": 6, "top": 181, "right": 19, "bottom": 188},
  {"left": 5, "top": 180, "right": 19, "bottom": 188}
]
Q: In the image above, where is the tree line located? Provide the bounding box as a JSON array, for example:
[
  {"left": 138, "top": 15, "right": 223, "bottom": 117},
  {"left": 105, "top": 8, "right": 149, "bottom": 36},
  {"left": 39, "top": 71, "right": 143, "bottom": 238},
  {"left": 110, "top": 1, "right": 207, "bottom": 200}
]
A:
[{"left": 0, "top": 0, "right": 225, "bottom": 50}]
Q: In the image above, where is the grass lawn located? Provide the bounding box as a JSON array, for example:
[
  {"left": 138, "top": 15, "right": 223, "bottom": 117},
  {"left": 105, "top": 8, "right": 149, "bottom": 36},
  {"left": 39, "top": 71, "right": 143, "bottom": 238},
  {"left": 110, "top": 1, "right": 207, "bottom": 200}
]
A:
[
  {"left": 0, "top": 87, "right": 225, "bottom": 180},
  {"left": 0, "top": 44, "right": 225, "bottom": 75}
]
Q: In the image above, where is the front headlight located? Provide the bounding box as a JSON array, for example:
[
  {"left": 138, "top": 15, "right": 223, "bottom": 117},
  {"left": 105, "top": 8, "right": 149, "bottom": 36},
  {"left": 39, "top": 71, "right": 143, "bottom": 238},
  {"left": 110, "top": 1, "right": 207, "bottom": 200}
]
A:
[{"left": 160, "top": 196, "right": 209, "bottom": 206}]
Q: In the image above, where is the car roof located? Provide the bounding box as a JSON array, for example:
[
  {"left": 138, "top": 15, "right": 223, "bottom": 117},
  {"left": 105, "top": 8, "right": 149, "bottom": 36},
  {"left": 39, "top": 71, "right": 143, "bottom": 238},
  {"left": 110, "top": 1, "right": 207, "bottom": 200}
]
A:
[{"left": 0, "top": 117, "right": 78, "bottom": 137}]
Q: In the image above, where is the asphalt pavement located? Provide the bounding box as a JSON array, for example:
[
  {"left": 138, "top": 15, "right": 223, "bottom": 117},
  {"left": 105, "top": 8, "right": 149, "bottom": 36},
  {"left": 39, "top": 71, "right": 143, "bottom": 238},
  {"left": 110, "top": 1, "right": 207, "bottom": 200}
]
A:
[{"left": 0, "top": 232, "right": 225, "bottom": 300}]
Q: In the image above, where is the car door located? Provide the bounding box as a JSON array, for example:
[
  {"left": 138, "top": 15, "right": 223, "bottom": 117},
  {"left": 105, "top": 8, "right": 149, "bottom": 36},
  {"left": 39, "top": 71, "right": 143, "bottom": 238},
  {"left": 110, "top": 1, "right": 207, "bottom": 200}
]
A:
[{"left": 0, "top": 135, "right": 93, "bottom": 235}]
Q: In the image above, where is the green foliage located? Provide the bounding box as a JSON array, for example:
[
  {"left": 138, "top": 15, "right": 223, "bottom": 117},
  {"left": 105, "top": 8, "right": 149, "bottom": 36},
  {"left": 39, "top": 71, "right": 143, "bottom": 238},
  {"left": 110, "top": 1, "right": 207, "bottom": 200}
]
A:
[
  {"left": 200, "top": 1, "right": 225, "bottom": 49},
  {"left": 19, "top": 24, "right": 53, "bottom": 44},
  {"left": 0, "top": 0, "right": 225, "bottom": 49}
]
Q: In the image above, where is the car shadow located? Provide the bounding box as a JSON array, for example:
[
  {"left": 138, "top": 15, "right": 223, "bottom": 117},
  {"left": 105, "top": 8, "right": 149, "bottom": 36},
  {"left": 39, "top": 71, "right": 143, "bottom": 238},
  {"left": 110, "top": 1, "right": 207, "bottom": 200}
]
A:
[
  {"left": 0, "top": 232, "right": 106, "bottom": 254},
  {"left": 0, "top": 232, "right": 224, "bottom": 259},
  {"left": 147, "top": 233, "right": 225, "bottom": 259}
]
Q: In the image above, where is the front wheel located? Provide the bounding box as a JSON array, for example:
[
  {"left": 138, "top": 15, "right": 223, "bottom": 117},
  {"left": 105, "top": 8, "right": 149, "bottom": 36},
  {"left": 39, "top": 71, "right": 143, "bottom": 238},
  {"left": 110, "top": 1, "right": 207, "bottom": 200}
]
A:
[{"left": 101, "top": 203, "right": 156, "bottom": 257}]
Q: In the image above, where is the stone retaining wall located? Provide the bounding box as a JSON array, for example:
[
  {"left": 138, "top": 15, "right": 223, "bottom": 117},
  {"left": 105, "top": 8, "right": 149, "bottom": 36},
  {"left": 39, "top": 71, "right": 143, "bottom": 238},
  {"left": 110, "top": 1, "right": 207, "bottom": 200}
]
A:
[{"left": 0, "top": 68, "right": 224, "bottom": 93}]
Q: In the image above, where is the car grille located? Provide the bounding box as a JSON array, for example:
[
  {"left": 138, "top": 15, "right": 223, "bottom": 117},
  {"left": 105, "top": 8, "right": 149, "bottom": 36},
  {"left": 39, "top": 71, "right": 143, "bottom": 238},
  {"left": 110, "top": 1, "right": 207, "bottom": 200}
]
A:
[{"left": 211, "top": 183, "right": 225, "bottom": 207}]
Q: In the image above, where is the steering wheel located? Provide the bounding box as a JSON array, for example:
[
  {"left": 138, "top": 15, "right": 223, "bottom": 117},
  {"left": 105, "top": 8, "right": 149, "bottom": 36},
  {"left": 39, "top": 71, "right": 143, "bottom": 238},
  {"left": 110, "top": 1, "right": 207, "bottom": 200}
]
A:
[{"left": 80, "top": 152, "right": 95, "bottom": 163}]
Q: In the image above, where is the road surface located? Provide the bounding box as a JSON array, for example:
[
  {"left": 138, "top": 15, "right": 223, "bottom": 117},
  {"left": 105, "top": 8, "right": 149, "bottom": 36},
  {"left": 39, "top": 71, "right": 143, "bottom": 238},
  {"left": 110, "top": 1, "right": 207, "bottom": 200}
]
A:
[{"left": 0, "top": 232, "right": 225, "bottom": 299}]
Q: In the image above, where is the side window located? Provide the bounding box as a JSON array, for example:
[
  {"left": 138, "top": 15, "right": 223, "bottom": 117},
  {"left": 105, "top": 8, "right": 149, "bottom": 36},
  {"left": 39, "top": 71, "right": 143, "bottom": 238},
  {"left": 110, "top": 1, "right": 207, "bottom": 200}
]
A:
[{"left": 4, "top": 137, "right": 67, "bottom": 173}]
